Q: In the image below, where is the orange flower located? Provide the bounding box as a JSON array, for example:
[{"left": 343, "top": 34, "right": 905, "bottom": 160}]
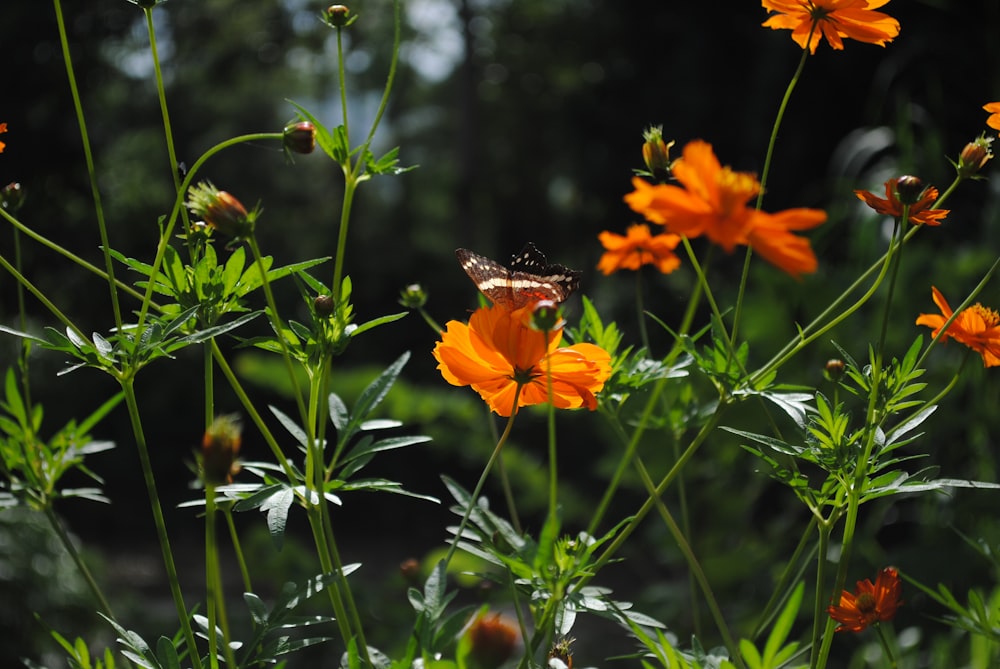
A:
[
  {"left": 433, "top": 304, "right": 611, "bottom": 417},
  {"left": 597, "top": 224, "right": 681, "bottom": 275},
  {"left": 916, "top": 286, "right": 1000, "bottom": 367},
  {"left": 985, "top": 102, "right": 1000, "bottom": 134},
  {"left": 828, "top": 566, "right": 902, "bottom": 633},
  {"left": 0, "top": 122, "right": 7, "bottom": 153},
  {"left": 624, "top": 140, "right": 826, "bottom": 277},
  {"left": 854, "top": 177, "right": 949, "bottom": 226},
  {"left": 762, "top": 0, "right": 900, "bottom": 55}
]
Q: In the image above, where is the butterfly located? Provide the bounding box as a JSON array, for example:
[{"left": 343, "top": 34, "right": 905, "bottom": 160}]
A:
[{"left": 455, "top": 242, "right": 581, "bottom": 310}]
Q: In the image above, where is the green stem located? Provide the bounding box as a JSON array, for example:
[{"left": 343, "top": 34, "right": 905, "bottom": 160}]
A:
[
  {"left": 52, "top": 0, "right": 123, "bottom": 336},
  {"left": 209, "top": 341, "right": 296, "bottom": 480},
  {"left": 223, "top": 506, "right": 254, "bottom": 594},
  {"left": 874, "top": 216, "right": 904, "bottom": 361},
  {"left": 874, "top": 624, "right": 897, "bottom": 668},
  {"left": 575, "top": 403, "right": 728, "bottom": 593},
  {"left": 808, "top": 520, "right": 832, "bottom": 669},
  {"left": 205, "top": 486, "right": 237, "bottom": 669},
  {"left": 635, "top": 268, "right": 651, "bottom": 352},
  {"left": 143, "top": 6, "right": 192, "bottom": 236},
  {"left": 1, "top": 208, "right": 154, "bottom": 307},
  {"left": 0, "top": 253, "right": 89, "bottom": 344},
  {"left": 444, "top": 387, "right": 522, "bottom": 568},
  {"left": 43, "top": 505, "right": 116, "bottom": 620},
  {"left": 246, "top": 234, "right": 310, "bottom": 429},
  {"left": 634, "top": 458, "right": 746, "bottom": 669},
  {"left": 121, "top": 381, "right": 203, "bottom": 669}
]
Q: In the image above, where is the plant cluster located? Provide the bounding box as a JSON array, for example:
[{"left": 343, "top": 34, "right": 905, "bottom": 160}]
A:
[{"left": 4, "top": 1, "right": 1000, "bottom": 669}]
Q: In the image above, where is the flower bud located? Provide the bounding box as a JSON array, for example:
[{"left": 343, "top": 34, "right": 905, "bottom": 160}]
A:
[
  {"left": 823, "top": 358, "right": 845, "bottom": 382},
  {"left": 186, "top": 181, "right": 255, "bottom": 239},
  {"left": 894, "top": 175, "right": 925, "bottom": 205},
  {"left": 201, "top": 414, "right": 242, "bottom": 486},
  {"left": 314, "top": 294, "right": 336, "bottom": 317},
  {"left": 548, "top": 637, "right": 575, "bottom": 669},
  {"left": 1, "top": 182, "right": 25, "bottom": 212},
  {"left": 399, "top": 558, "right": 420, "bottom": 583},
  {"left": 641, "top": 126, "right": 674, "bottom": 182},
  {"left": 530, "top": 300, "right": 563, "bottom": 332},
  {"left": 283, "top": 121, "right": 316, "bottom": 155},
  {"left": 465, "top": 613, "right": 518, "bottom": 669},
  {"left": 324, "top": 5, "right": 355, "bottom": 28},
  {"left": 398, "top": 283, "right": 428, "bottom": 309},
  {"left": 957, "top": 135, "right": 993, "bottom": 179}
]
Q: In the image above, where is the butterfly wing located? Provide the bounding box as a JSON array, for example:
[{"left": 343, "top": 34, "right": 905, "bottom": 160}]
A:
[
  {"left": 456, "top": 243, "right": 580, "bottom": 310},
  {"left": 456, "top": 248, "right": 515, "bottom": 309}
]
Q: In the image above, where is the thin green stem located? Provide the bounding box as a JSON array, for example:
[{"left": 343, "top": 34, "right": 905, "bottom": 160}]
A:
[
  {"left": 874, "top": 623, "right": 898, "bottom": 668},
  {"left": 43, "top": 505, "right": 116, "bottom": 620},
  {"left": 223, "top": 507, "right": 254, "bottom": 594},
  {"left": 205, "top": 486, "right": 238, "bottom": 669},
  {"left": 210, "top": 341, "right": 296, "bottom": 480},
  {"left": 246, "top": 234, "right": 310, "bottom": 429},
  {"left": 634, "top": 457, "right": 746, "bottom": 669},
  {"left": 1, "top": 207, "right": 154, "bottom": 307},
  {"left": 635, "top": 268, "right": 650, "bottom": 352},
  {"left": 444, "top": 388, "right": 522, "bottom": 568},
  {"left": 808, "top": 520, "right": 832, "bottom": 669},
  {"left": 875, "top": 217, "right": 904, "bottom": 360},
  {"left": 143, "top": 7, "right": 192, "bottom": 237},
  {"left": 752, "top": 515, "right": 819, "bottom": 640},
  {"left": 121, "top": 381, "right": 203, "bottom": 669},
  {"left": 0, "top": 253, "right": 89, "bottom": 344},
  {"left": 52, "top": 0, "right": 123, "bottom": 336}
]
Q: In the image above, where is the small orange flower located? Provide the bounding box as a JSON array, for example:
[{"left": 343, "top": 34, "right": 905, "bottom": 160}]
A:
[
  {"left": 433, "top": 304, "right": 611, "bottom": 417},
  {"left": 828, "top": 566, "right": 902, "bottom": 633},
  {"left": 465, "top": 612, "right": 519, "bottom": 669},
  {"left": 0, "top": 122, "right": 7, "bottom": 153},
  {"left": 762, "top": 0, "right": 900, "bottom": 55},
  {"left": 916, "top": 286, "right": 1000, "bottom": 367},
  {"left": 624, "top": 140, "right": 826, "bottom": 278},
  {"left": 985, "top": 102, "right": 1000, "bottom": 134},
  {"left": 597, "top": 224, "right": 681, "bottom": 275},
  {"left": 854, "top": 177, "right": 949, "bottom": 226}
]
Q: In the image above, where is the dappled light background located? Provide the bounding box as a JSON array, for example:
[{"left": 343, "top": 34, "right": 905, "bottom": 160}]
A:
[{"left": 3, "top": 0, "right": 1000, "bottom": 665}]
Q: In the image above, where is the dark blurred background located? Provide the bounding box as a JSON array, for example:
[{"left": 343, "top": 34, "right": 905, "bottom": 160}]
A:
[{"left": 3, "top": 0, "right": 1000, "bottom": 666}]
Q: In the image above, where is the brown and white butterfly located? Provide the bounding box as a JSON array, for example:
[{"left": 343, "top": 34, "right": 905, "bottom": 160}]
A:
[{"left": 455, "top": 242, "right": 581, "bottom": 310}]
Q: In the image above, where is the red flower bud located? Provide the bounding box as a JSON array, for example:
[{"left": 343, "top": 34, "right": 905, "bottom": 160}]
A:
[
  {"left": 283, "top": 121, "right": 316, "bottom": 155},
  {"left": 201, "top": 415, "right": 242, "bottom": 485},
  {"left": 186, "top": 181, "right": 256, "bottom": 239}
]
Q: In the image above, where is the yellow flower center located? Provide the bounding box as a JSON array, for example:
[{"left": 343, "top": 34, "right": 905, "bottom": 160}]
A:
[
  {"left": 716, "top": 167, "right": 759, "bottom": 215},
  {"left": 970, "top": 303, "right": 1000, "bottom": 327}
]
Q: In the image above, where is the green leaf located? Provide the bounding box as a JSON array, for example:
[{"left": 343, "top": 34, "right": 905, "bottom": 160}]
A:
[
  {"left": 342, "top": 435, "right": 432, "bottom": 464},
  {"left": 329, "top": 393, "right": 349, "bottom": 432},
  {"left": 179, "top": 311, "right": 261, "bottom": 344},
  {"left": 244, "top": 592, "right": 269, "bottom": 626},
  {"left": 155, "top": 637, "right": 181, "bottom": 669},
  {"left": 762, "top": 582, "right": 802, "bottom": 666},
  {"left": 343, "top": 352, "right": 410, "bottom": 438},
  {"left": 350, "top": 311, "right": 409, "bottom": 338}
]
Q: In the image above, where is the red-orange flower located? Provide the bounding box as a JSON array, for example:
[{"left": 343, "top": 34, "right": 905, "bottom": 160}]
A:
[
  {"left": 597, "top": 224, "right": 681, "bottom": 275},
  {"left": 624, "top": 140, "right": 826, "bottom": 277},
  {"left": 985, "top": 102, "right": 1000, "bottom": 134},
  {"left": 762, "top": 0, "right": 900, "bottom": 55},
  {"left": 854, "top": 177, "right": 949, "bottom": 226},
  {"left": 916, "top": 286, "right": 1000, "bottom": 367},
  {"left": 828, "top": 566, "right": 902, "bottom": 633},
  {"left": 0, "top": 122, "right": 7, "bottom": 153},
  {"left": 433, "top": 304, "right": 611, "bottom": 417}
]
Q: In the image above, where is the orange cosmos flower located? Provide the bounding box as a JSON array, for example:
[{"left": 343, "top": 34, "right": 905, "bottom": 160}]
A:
[
  {"left": 985, "top": 102, "right": 1000, "bottom": 134},
  {"left": 0, "top": 122, "right": 7, "bottom": 153},
  {"left": 433, "top": 304, "right": 611, "bottom": 417},
  {"left": 854, "top": 177, "right": 949, "bottom": 226},
  {"left": 916, "top": 286, "right": 1000, "bottom": 367},
  {"left": 624, "top": 140, "right": 826, "bottom": 278},
  {"left": 597, "top": 224, "right": 681, "bottom": 275},
  {"left": 762, "top": 0, "right": 900, "bottom": 55},
  {"left": 828, "top": 566, "right": 902, "bottom": 633}
]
